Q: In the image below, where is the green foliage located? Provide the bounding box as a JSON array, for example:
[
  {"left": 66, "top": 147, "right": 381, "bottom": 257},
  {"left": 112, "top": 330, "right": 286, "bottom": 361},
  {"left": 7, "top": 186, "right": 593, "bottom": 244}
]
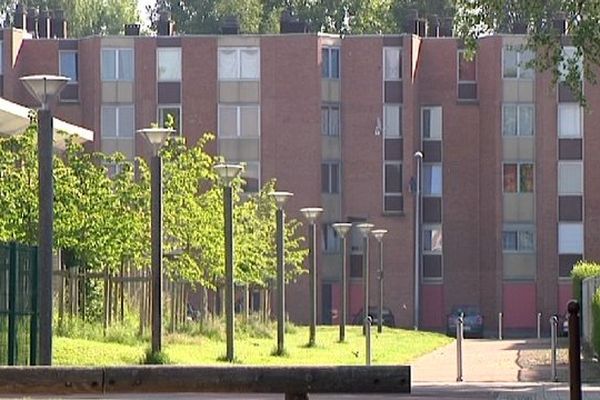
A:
[
  {"left": 143, "top": 348, "right": 171, "bottom": 364},
  {"left": 55, "top": 314, "right": 145, "bottom": 346},
  {"left": 571, "top": 261, "right": 600, "bottom": 304},
  {"left": 592, "top": 288, "right": 600, "bottom": 357}
]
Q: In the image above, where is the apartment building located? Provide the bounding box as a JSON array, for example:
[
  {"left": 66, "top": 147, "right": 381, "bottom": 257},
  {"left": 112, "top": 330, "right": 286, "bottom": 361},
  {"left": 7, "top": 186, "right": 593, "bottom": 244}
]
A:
[{"left": 0, "top": 13, "right": 590, "bottom": 335}]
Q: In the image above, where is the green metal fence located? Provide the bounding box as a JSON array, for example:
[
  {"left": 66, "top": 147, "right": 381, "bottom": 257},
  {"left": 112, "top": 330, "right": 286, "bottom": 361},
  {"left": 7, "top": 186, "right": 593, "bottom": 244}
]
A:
[{"left": 0, "top": 242, "right": 38, "bottom": 365}]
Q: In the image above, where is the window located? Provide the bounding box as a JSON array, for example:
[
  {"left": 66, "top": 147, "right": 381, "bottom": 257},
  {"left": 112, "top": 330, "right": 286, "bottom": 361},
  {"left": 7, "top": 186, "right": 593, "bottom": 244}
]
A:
[
  {"left": 558, "top": 104, "right": 582, "bottom": 137},
  {"left": 457, "top": 50, "right": 476, "bottom": 82},
  {"left": 157, "top": 48, "right": 181, "bottom": 81},
  {"left": 322, "top": 224, "right": 340, "bottom": 253},
  {"left": 321, "top": 47, "right": 340, "bottom": 79},
  {"left": 421, "top": 106, "right": 442, "bottom": 139},
  {"left": 558, "top": 161, "right": 583, "bottom": 195},
  {"left": 0, "top": 41, "right": 3, "bottom": 75},
  {"left": 321, "top": 105, "right": 340, "bottom": 136},
  {"left": 502, "top": 104, "right": 534, "bottom": 136},
  {"left": 242, "top": 161, "right": 260, "bottom": 192},
  {"left": 559, "top": 46, "right": 582, "bottom": 82},
  {"left": 59, "top": 51, "right": 78, "bottom": 82},
  {"left": 423, "top": 164, "right": 442, "bottom": 196},
  {"left": 101, "top": 105, "right": 135, "bottom": 138},
  {"left": 384, "top": 105, "right": 401, "bottom": 137},
  {"left": 218, "top": 47, "right": 260, "bottom": 80},
  {"left": 503, "top": 163, "right": 534, "bottom": 193},
  {"left": 558, "top": 223, "right": 583, "bottom": 254},
  {"left": 384, "top": 47, "right": 401, "bottom": 80},
  {"left": 503, "top": 47, "right": 534, "bottom": 79},
  {"left": 321, "top": 162, "right": 340, "bottom": 194},
  {"left": 101, "top": 48, "right": 134, "bottom": 81},
  {"left": 423, "top": 227, "right": 442, "bottom": 252},
  {"left": 218, "top": 105, "right": 260, "bottom": 137},
  {"left": 384, "top": 161, "right": 402, "bottom": 212},
  {"left": 502, "top": 229, "right": 535, "bottom": 252},
  {"left": 158, "top": 105, "right": 181, "bottom": 134}
]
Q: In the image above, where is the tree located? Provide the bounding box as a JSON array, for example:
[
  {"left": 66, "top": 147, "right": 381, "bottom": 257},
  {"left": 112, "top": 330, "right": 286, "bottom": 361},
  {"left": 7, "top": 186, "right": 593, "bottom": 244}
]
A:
[{"left": 454, "top": 0, "right": 594, "bottom": 101}]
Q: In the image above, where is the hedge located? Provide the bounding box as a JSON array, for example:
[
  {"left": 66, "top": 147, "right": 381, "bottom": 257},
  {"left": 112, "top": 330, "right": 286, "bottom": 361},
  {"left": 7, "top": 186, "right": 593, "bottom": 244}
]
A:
[
  {"left": 571, "top": 261, "right": 600, "bottom": 304},
  {"left": 592, "top": 289, "right": 600, "bottom": 356}
]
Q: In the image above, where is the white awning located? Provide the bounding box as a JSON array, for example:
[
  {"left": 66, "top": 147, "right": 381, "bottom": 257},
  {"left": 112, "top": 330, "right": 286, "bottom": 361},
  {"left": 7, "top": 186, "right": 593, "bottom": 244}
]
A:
[{"left": 0, "top": 97, "right": 94, "bottom": 148}]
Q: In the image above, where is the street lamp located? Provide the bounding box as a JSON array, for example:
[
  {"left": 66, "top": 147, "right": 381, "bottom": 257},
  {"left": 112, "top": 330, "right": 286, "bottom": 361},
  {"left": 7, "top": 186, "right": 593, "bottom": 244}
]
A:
[
  {"left": 356, "top": 222, "right": 374, "bottom": 336},
  {"left": 300, "top": 207, "right": 323, "bottom": 347},
  {"left": 332, "top": 222, "right": 352, "bottom": 342},
  {"left": 371, "top": 229, "right": 388, "bottom": 333},
  {"left": 138, "top": 127, "right": 174, "bottom": 356},
  {"left": 20, "top": 74, "right": 69, "bottom": 365},
  {"left": 271, "top": 191, "right": 293, "bottom": 355},
  {"left": 214, "top": 163, "right": 244, "bottom": 362},
  {"left": 414, "top": 151, "right": 423, "bottom": 330}
]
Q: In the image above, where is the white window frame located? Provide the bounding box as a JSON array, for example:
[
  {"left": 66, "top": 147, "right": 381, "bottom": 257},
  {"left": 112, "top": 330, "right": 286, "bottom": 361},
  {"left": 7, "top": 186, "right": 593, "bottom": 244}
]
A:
[
  {"left": 502, "top": 46, "right": 534, "bottom": 79},
  {"left": 321, "top": 104, "right": 340, "bottom": 136},
  {"left": 383, "top": 161, "right": 403, "bottom": 213},
  {"left": 101, "top": 105, "right": 135, "bottom": 138},
  {"left": 558, "top": 222, "right": 584, "bottom": 254},
  {"left": 423, "top": 163, "right": 442, "bottom": 196},
  {"left": 457, "top": 49, "right": 477, "bottom": 83},
  {"left": 383, "top": 47, "right": 401, "bottom": 81},
  {"left": 502, "top": 103, "right": 535, "bottom": 136},
  {"left": 558, "top": 103, "right": 583, "bottom": 138},
  {"left": 321, "top": 161, "right": 340, "bottom": 194},
  {"left": 157, "top": 47, "right": 182, "bottom": 82},
  {"left": 502, "top": 227, "right": 535, "bottom": 253},
  {"left": 423, "top": 225, "right": 443, "bottom": 254},
  {"left": 321, "top": 46, "right": 340, "bottom": 79},
  {"left": 421, "top": 106, "right": 442, "bottom": 140},
  {"left": 59, "top": 50, "right": 78, "bottom": 83},
  {"left": 558, "top": 161, "right": 584, "bottom": 195},
  {"left": 502, "top": 162, "right": 535, "bottom": 193},
  {"left": 218, "top": 47, "right": 260, "bottom": 81},
  {"left": 559, "top": 46, "right": 583, "bottom": 82},
  {"left": 322, "top": 223, "right": 341, "bottom": 254},
  {"left": 217, "top": 104, "right": 261, "bottom": 138},
  {"left": 239, "top": 160, "right": 260, "bottom": 193},
  {"left": 101, "top": 48, "right": 134, "bottom": 81},
  {"left": 157, "top": 104, "right": 182, "bottom": 134},
  {"left": 384, "top": 104, "right": 401, "bottom": 138}
]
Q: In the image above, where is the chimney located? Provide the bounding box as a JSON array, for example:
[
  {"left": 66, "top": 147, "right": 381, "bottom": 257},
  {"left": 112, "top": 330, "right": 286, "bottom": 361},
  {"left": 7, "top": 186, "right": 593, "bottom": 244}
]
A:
[
  {"left": 124, "top": 23, "right": 140, "bottom": 36},
  {"left": 26, "top": 7, "right": 38, "bottom": 36},
  {"left": 14, "top": 3, "right": 25, "bottom": 29},
  {"left": 426, "top": 15, "right": 439, "bottom": 37},
  {"left": 38, "top": 8, "right": 50, "bottom": 38},
  {"left": 279, "top": 10, "right": 308, "bottom": 33},
  {"left": 553, "top": 12, "right": 567, "bottom": 34},
  {"left": 402, "top": 9, "right": 418, "bottom": 34},
  {"left": 220, "top": 15, "right": 240, "bottom": 34},
  {"left": 416, "top": 18, "right": 426, "bottom": 36},
  {"left": 439, "top": 17, "right": 453, "bottom": 37},
  {"left": 157, "top": 10, "right": 173, "bottom": 36},
  {"left": 51, "top": 9, "right": 67, "bottom": 38}
]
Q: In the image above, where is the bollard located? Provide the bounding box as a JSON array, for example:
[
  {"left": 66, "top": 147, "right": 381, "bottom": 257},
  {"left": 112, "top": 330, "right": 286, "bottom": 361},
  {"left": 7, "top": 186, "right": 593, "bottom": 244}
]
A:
[
  {"left": 498, "top": 312, "right": 503, "bottom": 340},
  {"left": 568, "top": 300, "right": 581, "bottom": 400},
  {"left": 550, "top": 315, "right": 558, "bottom": 382},
  {"left": 456, "top": 315, "right": 464, "bottom": 382},
  {"left": 365, "top": 316, "right": 372, "bottom": 366},
  {"left": 537, "top": 312, "right": 542, "bottom": 339}
]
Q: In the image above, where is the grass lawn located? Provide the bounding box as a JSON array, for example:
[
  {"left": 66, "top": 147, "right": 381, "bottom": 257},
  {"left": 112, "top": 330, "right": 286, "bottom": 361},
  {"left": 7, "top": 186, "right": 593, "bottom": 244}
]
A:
[{"left": 54, "top": 325, "right": 451, "bottom": 366}]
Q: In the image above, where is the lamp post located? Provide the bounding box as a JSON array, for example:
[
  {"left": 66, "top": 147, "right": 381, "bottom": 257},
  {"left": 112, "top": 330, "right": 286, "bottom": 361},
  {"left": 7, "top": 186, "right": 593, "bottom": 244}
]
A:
[
  {"left": 332, "top": 222, "right": 352, "bottom": 342},
  {"left": 20, "top": 74, "right": 69, "bottom": 365},
  {"left": 300, "top": 207, "right": 323, "bottom": 347},
  {"left": 371, "top": 229, "right": 387, "bottom": 333},
  {"left": 137, "top": 127, "right": 174, "bottom": 356},
  {"left": 414, "top": 151, "right": 423, "bottom": 330},
  {"left": 356, "top": 223, "right": 374, "bottom": 336},
  {"left": 271, "top": 191, "right": 293, "bottom": 355},
  {"left": 214, "top": 163, "right": 244, "bottom": 362}
]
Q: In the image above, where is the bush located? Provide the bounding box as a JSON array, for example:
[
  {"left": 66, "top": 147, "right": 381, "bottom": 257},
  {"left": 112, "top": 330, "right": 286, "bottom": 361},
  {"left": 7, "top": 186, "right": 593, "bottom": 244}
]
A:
[
  {"left": 592, "top": 289, "right": 600, "bottom": 356},
  {"left": 142, "top": 348, "right": 170, "bottom": 364},
  {"left": 571, "top": 261, "right": 600, "bottom": 304}
]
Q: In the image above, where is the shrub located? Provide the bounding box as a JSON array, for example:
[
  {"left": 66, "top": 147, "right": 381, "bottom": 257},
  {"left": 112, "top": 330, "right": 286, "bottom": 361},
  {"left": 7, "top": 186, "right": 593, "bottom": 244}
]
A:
[
  {"left": 142, "top": 348, "right": 170, "bottom": 364},
  {"left": 571, "top": 261, "right": 600, "bottom": 304},
  {"left": 592, "top": 288, "right": 600, "bottom": 356}
]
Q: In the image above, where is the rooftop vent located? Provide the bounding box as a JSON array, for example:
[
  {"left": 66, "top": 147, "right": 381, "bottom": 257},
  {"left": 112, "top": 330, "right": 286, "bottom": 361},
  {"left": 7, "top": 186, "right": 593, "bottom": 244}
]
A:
[
  {"left": 26, "top": 7, "right": 38, "bottom": 36},
  {"left": 553, "top": 12, "right": 567, "bottom": 34},
  {"left": 439, "top": 17, "right": 453, "bottom": 37},
  {"left": 220, "top": 15, "right": 240, "bottom": 35},
  {"left": 38, "top": 8, "right": 50, "bottom": 38},
  {"left": 426, "top": 15, "right": 439, "bottom": 37},
  {"left": 157, "top": 10, "right": 173, "bottom": 36},
  {"left": 50, "top": 9, "right": 67, "bottom": 38},
  {"left": 14, "top": 3, "right": 25, "bottom": 29},
  {"left": 280, "top": 10, "right": 308, "bottom": 33},
  {"left": 125, "top": 23, "right": 140, "bottom": 36}
]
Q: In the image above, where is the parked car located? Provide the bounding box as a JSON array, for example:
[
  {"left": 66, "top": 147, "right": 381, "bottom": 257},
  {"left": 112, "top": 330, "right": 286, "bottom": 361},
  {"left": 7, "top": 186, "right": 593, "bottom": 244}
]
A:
[
  {"left": 351, "top": 307, "right": 396, "bottom": 327},
  {"left": 447, "top": 305, "right": 484, "bottom": 338}
]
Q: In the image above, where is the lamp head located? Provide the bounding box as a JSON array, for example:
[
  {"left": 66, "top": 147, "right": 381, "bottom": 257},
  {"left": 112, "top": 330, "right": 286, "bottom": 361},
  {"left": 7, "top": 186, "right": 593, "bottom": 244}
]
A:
[
  {"left": 137, "top": 127, "right": 174, "bottom": 156},
  {"left": 300, "top": 207, "right": 323, "bottom": 223},
  {"left": 371, "top": 229, "right": 388, "bottom": 242},
  {"left": 214, "top": 163, "right": 244, "bottom": 186},
  {"left": 414, "top": 151, "right": 423, "bottom": 159},
  {"left": 356, "top": 222, "right": 374, "bottom": 237},
  {"left": 331, "top": 222, "right": 352, "bottom": 238},
  {"left": 270, "top": 191, "right": 294, "bottom": 208},
  {"left": 20, "top": 75, "right": 70, "bottom": 109}
]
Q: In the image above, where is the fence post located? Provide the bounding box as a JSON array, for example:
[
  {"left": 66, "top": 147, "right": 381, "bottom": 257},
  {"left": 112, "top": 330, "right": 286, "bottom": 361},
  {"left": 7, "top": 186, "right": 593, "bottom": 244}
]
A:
[
  {"left": 550, "top": 315, "right": 558, "bottom": 382},
  {"left": 29, "top": 246, "right": 38, "bottom": 365},
  {"left": 568, "top": 300, "right": 581, "bottom": 400},
  {"left": 365, "top": 316, "right": 372, "bottom": 366},
  {"left": 7, "top": 243, "right": 17, "bottom": 365},
  {"left": 537, "top": 312, "right": 542, "bottom": 339},
  {"left": 498, "top": 312, "right": 503, "bottom": 340},
  {"left": 456, "top": 315, "right": 463, "bottom": 382}
]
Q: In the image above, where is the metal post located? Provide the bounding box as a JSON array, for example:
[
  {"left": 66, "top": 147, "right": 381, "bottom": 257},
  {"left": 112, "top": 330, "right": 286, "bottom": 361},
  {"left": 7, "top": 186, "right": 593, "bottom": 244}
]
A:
[
  {"left": 550, "top": 315, "right": 558, "bottom": 382},
  {"left": 151, "top": 154, "right": 163, "bottom": 355},
  {"left": 363, "top": 235, "right": 370, "bottom": 336},
  {"left": 537, "top": 312, "right": 542, "bottom": 339},
  {"left": 224, "top": 185, "right": 235, "bottom": 362},
  {"left": 365, "top": 316, "right": 372, "bottom": 366},
  {"left": 38, "top": 108, "right": 53, "bottom": 365},
  {"left": 414, "top": 152, "right": 422, "bottom": 330},
  {"left": 8, "top": 243, "right": 17, "bottom": 365},
  {"left": 276, "top": 207, "right": 285, "bottom": 354},
  {"left": 498, "top": 312, "right": 503, "bottom": 340},
  {"left": 309, "top": 222, "right": 317, "bottom": 346},
  {"left": 456, "top": 316, "right": 463, "bottom": 382},
  {"left": 568, "top": 300, "right": 581, "bottom": 400},
  {"left": 340, "top": 235, "right": 347, "bottom": 342},
  {"left": 30, "top": 247, "right": 38, "bottom": 365},
  {"left": 378, "top": 239, "right": 384, "bottom": 334}
]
